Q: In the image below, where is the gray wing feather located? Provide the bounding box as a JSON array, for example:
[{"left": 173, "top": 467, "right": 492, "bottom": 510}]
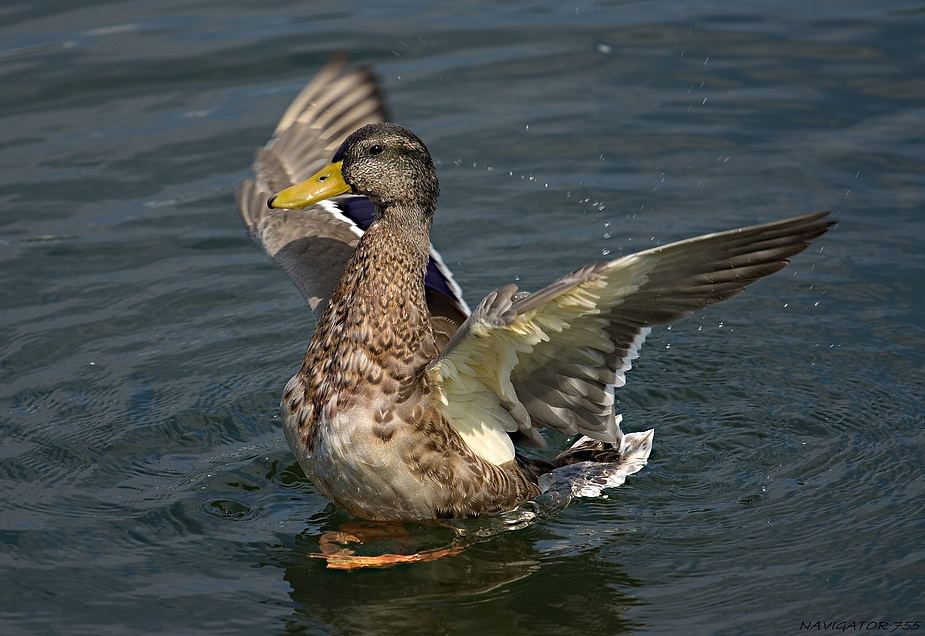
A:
[
  {"left": 514, "top": 211, "right": 835, "bottom": 442},
  {"left": 235, "top": 56, "right": 389, "bottom": 318},
  {"left": 436, "top": 211, "right": 835, "bottom": 448}
]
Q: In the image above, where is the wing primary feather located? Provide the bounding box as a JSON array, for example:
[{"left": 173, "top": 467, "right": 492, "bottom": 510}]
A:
[{"left": 433, "top": 211, "right": 834, "bottom": 448}]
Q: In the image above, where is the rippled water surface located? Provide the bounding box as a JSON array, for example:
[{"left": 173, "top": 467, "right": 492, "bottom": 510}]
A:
[{"left": 2, "top": 1, "right": 923, "bottom": 634}]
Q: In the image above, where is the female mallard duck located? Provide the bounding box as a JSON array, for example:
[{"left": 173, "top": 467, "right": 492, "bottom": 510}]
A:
[{"left": 237, "top": 57, "right": 834, "bottom": 521}]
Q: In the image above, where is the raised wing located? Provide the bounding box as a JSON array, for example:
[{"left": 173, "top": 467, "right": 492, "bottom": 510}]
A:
[
  {"left": 235, "top": 55, "right": 469, "bottom": 338},
  {"left": 428, "top": 212, "right": 835, "bottom": 464}
]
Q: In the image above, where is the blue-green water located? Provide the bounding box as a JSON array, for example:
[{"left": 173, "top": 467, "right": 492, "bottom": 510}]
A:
[{"left": 2, "top": 1, "right": 923, "bottom": 634}]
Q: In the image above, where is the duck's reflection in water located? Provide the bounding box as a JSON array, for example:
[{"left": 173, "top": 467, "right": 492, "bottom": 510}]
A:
[{"left": 274, "top": 499, "right": 643, "bottom": 636}]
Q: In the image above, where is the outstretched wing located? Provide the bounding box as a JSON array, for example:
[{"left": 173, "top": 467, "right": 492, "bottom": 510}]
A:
[
  {"left": 235, "top": 55, "right": 469, "bottom": 335},
  {"left": 428, "top": 212, "right": 835, "bottom": 465}
]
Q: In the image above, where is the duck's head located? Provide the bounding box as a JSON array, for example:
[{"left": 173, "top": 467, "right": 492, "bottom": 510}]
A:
[{"left": 268, "top": 122, "right": 440, "bottom": 226}]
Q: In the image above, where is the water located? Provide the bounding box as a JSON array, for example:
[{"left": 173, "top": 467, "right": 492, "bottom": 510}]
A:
[{"left": 2, "top": 1, "right": 923, "bottom": 634}]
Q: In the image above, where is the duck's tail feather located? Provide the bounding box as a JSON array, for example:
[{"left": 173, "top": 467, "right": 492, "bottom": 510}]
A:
[{"left": 537, "top": 417, "right": 654, "bottom": 498}]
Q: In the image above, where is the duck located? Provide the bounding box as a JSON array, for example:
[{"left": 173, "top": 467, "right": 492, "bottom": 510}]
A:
[{"left": 237, "top": 56, "right": 835, "bottom": 521}]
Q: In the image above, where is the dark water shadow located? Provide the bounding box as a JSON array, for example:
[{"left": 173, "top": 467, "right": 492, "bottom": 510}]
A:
[{"left": 269, "top": 505, "right": 646, "bottom": 635}]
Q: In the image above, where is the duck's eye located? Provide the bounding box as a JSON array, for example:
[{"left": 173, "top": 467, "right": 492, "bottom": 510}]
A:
[{"left": 369, "top": 144, "right": 383, "bottom": 156}]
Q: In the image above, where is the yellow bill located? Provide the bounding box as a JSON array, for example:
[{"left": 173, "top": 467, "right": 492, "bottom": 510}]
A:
[{"left": 267, "top": 160, "right": 351, "bottom": 209}]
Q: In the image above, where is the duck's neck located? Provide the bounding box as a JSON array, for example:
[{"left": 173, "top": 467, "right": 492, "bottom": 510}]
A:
[
  {"left": 301, "top": 218, "right": 437, "bottom": 404},
  {"left": 335, "top": 218, "right": 432, "bottom": 321},
  {"left": 374, "top": 200, "right": 435, "bottom": 262}
]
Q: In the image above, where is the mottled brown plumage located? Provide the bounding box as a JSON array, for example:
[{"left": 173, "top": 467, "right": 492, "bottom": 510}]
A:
[
  {"left": 275, "top": 124, "right": 541, "bottom": 519},
  {"left": 238, "top": 59, "right": 835, "bottom": 521}
]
